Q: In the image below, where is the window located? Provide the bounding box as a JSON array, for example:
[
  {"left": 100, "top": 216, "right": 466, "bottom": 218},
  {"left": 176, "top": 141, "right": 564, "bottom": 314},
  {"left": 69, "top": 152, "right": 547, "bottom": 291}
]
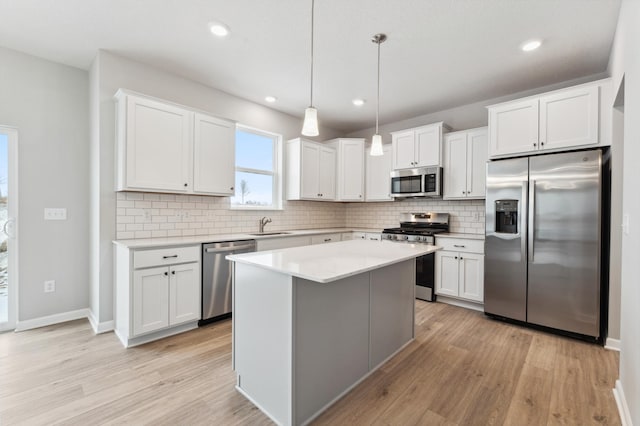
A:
[{"left": 231, "top": 125, "right": 282, "bottom": 209}]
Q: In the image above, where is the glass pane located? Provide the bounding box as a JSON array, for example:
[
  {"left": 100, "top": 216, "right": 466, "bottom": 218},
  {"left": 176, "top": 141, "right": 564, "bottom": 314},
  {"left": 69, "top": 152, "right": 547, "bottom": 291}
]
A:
[
  {"left": 236, "top": 129, "right": 273, "bottom": 171},
  {"left": 0, "top": 134, "right": 7, "bottom": 323},
  {"left": 231, "top": 171, "right": 274, "bottom": 207}
]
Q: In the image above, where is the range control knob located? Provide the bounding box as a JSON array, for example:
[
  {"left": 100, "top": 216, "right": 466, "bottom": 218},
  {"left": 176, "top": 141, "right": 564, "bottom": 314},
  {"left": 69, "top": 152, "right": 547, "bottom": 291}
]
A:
[
  {"left": 415, "top": 236, "right": 422, "bottom": 242},
  {"left": 402, "top": 235, "right": 409, "bottom": 241}
]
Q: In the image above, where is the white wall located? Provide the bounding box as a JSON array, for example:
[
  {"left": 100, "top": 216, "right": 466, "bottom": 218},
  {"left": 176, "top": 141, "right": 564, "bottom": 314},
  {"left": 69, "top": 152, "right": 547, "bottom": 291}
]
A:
[
  {"left": 608, "top": 0, "right": 640, "bottom": 423},
  {"left": 92, "top": 50, "right": 343, "bottom": 324},
  {"left": 0, "top": 46, "right": 90, "bottom": 321}
]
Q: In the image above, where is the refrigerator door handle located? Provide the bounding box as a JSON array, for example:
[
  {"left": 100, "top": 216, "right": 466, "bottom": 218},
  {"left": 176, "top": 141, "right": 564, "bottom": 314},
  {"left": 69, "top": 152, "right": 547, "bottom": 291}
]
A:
[
  {"left": 521, "top": 181, "right": 528, "bottom": 259},
  {"left": 528, "top": 180, "right": 536, "bottom": 262}
]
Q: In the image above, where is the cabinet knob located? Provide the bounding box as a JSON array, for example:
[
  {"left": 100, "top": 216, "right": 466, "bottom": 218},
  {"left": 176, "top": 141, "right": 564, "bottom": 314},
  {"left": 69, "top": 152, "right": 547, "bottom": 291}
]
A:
[
  {"left": 533, "top": 143, "right": 537, "bottom": 147},
  {"left": 172, "top": 270, "right": 176, "bottom": 275},
  {"left": 164, "top": 271, "right": 168, "bottom": 276},
  {"left": 460, "top": 257, "right": 464, "bottom": 260},
  {"left": 230, "top": 186, "right": 234, "bottom": 191},
  {"left": 454, "top": 256, "right": 458, "bottom": 259},
  {"left": 184, "top": 183, "right": 188, "bottom": 187},
  {"left": 540, "top": 141, "right": 545, "bottom": 146},
  {"left": 359, "top": 194, "right": 362, "bottom": 198}
]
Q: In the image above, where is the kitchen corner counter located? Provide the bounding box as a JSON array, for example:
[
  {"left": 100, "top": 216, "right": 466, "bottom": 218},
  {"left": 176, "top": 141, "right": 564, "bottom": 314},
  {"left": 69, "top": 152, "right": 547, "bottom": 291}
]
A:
[
  {"left": 436, "top": 233, "right": 485, "bottom": 240},
  {"left": 227, "top": 239, "right": 440, "bottom": 283},
  {"left": 113, "top": 227, "right": 383, "bottom": 249}
]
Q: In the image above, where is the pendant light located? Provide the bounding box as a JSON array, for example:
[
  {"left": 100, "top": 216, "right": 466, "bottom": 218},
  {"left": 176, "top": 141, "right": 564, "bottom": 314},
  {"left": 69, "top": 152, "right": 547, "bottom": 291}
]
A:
[
  {"left": 370, "top": 33, "right": 387, "bottom": 156},
  {"left": 301, "top": 0, "right": 319, "bottom": 136}
]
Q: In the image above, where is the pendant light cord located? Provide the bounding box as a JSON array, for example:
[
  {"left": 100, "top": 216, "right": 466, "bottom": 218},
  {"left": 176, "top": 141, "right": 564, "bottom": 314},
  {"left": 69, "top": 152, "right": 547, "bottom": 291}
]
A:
[
  {"left": 310, "top": 0, "right": 315, "bottom": 108},
  {"left": 376, "top": 37, "right": 380, "bottom": 134}
]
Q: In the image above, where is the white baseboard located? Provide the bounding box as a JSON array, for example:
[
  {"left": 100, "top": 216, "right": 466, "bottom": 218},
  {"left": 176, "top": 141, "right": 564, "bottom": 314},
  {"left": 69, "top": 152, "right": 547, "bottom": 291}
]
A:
[
  {"left": 605, "top": 337, "right": 621, "bottom": 351},
  {"left": 613, "top": 379, "right": 633, "bottom": 426},
  {"left": 436, "top": 295, "right": 484, "bottom": 312},
  {"left": 15, "top": 308, "right": 90, "bottom": 332},
  {"left": 87, "top": 310, "right": 115, "bottom": 334},
  {"left": 116, "top": 321, "right": 198, "bottom": 348}
]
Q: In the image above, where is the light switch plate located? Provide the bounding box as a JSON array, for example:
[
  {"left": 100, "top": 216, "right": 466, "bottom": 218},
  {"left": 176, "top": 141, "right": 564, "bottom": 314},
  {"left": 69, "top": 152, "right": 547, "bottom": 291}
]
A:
[
  {"left": 44, "top": 208, "right": 67, "bottom": 220},
  {"left": 44, "top": 280, "right": 55, "bottom": 293}
]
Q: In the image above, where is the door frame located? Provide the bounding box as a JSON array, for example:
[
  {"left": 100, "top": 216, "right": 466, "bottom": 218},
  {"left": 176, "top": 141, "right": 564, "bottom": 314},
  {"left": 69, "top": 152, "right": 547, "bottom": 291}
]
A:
[{"left": 0, "top": 125, "right": 18, "bottom": 332}]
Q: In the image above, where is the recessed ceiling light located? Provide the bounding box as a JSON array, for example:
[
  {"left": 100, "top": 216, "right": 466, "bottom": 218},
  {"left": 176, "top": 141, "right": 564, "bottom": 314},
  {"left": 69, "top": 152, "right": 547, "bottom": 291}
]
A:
[
  {"left": 209, "top": 22, "right": 230, "bottom": 37},
  {"left": 265, "top": 96, "right": 277, "bottom": 103},
  {"left": 521, "top": 39, "right": 542, "bottom": 52},
  {"left": 352, "top": 99, "right": 365, "bottom": 106}
]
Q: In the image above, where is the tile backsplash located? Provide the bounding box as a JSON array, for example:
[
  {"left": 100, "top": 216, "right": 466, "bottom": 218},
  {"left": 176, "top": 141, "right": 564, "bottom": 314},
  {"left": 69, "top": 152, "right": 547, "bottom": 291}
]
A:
[
  {"left": 116, "top": 192, "right": 485, "bottom": 240},
  {"left": 345, "top": 199, "right": 485, "bottom": 234},
  {"left": 115, "top": 192, "right": 346, "bottom": 240}
]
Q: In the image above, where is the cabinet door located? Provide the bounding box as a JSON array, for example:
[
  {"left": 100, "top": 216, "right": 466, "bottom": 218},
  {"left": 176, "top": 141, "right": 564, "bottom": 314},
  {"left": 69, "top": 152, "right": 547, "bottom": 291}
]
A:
[
  {"left": 300, "top": 142, "right": 321, "bottom": 199},
  {"left": 366, "top": 145, "right": 392, "bottom": 201},
  {"left": 169, "top": 263, "right": 201, "bottom": 326},
  {"left": 318, "top": 146, "right": 336, "bottom": 200},
  {"left": 435, "top": 251, "right": 459, "bottom": 297},
  {"left": 488, "top": 99, "right": 539, "bottom": 157},
  {"left": 466, "top": 128, "right": 488, "bottom": 198},
  {"left": 392, "top": 131, "right": 416, "bottom": 169},
  {"left": 193, "top": 113, "right": 235, "bottom": 195},
  {"left": 125, "top": 96, "right": 191, "bottom": 192},
  {"left": 339, "top": 140, "right": 364, "bottom": 201},
  {"left": 415, "top": 125, "right": 441, "bottom": 167},
  {"left": 459, "top": 253, "right": 484, "bottom": 302},
  {"left": 133, "top": 266, "right": 169, "bottom": 336},
  {"left": 443, "top": 133, "right": 468, "bottom": 199},
  {"left": 539, "top": 86, "right": 599, "bottom": 150}
]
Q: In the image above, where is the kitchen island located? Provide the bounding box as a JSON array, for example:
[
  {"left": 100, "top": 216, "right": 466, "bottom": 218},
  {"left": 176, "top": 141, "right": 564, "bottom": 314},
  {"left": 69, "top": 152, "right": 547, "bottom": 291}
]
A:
[{"left": 227, "top": 239, "right": 440, "bottom": 426}]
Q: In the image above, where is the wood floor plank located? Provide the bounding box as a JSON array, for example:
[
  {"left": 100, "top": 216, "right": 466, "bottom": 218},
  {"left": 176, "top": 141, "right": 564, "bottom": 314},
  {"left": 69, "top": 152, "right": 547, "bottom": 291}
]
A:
[{"left": 0, "top": 301, "right": 620, "bottom": 426}]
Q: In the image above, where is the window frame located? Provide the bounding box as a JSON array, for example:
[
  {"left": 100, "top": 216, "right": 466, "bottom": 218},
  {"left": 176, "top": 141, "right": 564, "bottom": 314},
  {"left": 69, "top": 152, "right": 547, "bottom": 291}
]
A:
[{"left": 230, "top": 124, "right": 283, "bottom": 211}]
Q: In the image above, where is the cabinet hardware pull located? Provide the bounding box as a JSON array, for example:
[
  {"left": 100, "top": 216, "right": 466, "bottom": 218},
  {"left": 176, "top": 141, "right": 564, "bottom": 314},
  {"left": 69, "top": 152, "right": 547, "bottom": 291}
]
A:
[
  {"left": 460, "top": 257, "right": 464, "bottom": 260},
  {"left": 164, "top": 271, "right": 168, "bottom": 276},
  {"left": 324, "top": 238, "right": 331, "bottom": 242},
  {"left": 540, "top": 141, "right": 545, "bottom": 146},
  {"left": 230, "top": 187, "right": 234, "bottom": 191},
  {"left": 453, "top": 245, "right": 465, "bottom": 248},
  {"left": 172, "top": 271, "right": 176, "bottom": 275},
  {"left": 163, "top": 255, "right": 178, "bottom": 259},
  {"left": 184, "top": 183, "right": 188, "bottom": 187},
  {"left": 455, "top": 256, "right": 458, "bottom": 259},
  {"left": 533, "top": 143, "right": 537, "bottom": 147}
]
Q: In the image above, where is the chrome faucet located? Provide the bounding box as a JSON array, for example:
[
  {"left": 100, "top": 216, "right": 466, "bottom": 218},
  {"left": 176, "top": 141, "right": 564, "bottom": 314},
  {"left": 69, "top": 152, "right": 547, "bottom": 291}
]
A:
[{"left": 259, "top": 216, "right": 272, "bottom": 233}]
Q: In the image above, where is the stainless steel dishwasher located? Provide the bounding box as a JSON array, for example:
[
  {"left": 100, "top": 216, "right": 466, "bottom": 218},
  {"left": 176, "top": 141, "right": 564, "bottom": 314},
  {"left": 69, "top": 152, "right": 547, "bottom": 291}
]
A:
[{"left": 200, "top": 240, "right": 256, "bottom": 326}]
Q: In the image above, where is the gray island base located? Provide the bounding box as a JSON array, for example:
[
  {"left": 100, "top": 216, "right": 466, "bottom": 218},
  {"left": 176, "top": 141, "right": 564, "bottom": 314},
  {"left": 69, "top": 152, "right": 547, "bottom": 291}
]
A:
[{"left": 227, "top": 240, "right": 440, "bottom": 425}]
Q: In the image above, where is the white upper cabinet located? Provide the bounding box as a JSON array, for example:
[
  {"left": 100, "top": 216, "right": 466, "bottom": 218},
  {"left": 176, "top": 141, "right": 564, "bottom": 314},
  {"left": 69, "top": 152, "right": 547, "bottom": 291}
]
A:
[
  {"left": 488, "top": 99, "right": 539, "bottom": 157},
  {"left": 193, "top": 113, "right": 235, "bottom": 195},
  {"left": 443, "top": 127, "right": 488, "bottom": 199},
  {"left": 121, "top": 95, "right": 192, "bottom": 192},
  {"left": 327, "top": 138, "right": 365, "bottom": 201},
  {"left": 487, "top": 79, "right": 611, "bottom": 158},
  {"left": 539, "top": 85, "right": 599, "bottom": 150},
  {"left": 391, "top": 122, "right": 449, "bottom": 170},
  {"left": 286, "top": 138, "right": 336, "bottom": 201},
  {"left": 115, "top": 89, "right": 235, "bottom": 196},
  {"left": 366, "top": 144, "right": 393, "bottom": 201}
]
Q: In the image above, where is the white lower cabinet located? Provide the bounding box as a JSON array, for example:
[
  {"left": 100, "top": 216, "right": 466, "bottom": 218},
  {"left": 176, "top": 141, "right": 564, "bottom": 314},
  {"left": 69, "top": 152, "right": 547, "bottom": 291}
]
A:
[
  {"left": 311, "top": 233, "right": 342, "bottom": 244},
  {"left": 435, "top": 237, "right": 484, "bottom": 304},
  {"left": 115, "top": 243, "right": 201, "bottom": 347}
]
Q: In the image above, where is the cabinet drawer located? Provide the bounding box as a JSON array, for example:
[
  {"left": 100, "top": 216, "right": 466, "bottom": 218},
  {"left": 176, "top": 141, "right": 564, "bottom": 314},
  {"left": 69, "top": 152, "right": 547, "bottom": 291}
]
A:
[
  {"left": 435, "top": 238, "right": 484, "bottom": 254},
  {"left": 365, "top": 233, "right": 381, "bottom": 241},
  {"left": 311, "top": 233, "right": 342, "bottom": 244},
  {"left": 133, "top": 245, "right": 200, "bottom": 269}
]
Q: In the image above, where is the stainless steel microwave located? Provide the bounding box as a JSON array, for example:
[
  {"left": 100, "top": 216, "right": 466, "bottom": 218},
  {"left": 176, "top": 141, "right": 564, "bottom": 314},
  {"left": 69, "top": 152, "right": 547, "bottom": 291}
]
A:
[{"left": 390, "top": 166, "right": 442, "bottom": 198}]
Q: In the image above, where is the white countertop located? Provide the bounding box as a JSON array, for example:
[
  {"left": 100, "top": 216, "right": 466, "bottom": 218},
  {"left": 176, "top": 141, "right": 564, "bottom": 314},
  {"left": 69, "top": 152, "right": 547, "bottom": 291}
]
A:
[
  {"left": 436, "top": 233, "right": 485, "bottom": 240},
  {"left": 227, "top": 239, "right": 440, "bottom": 283},
  {"left": 113, "top": 227, "right": 381, "bottom": 249}
]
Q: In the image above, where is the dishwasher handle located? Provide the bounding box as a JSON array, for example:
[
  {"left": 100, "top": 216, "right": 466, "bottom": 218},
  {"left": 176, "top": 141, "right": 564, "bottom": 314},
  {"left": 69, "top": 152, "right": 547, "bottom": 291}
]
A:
[{"left": 205, "top": 243, "right": 256, "bottom": 253}]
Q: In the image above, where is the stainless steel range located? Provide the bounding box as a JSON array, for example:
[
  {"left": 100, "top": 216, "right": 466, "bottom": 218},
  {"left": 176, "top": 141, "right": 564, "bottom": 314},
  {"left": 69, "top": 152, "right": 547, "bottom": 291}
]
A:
[{"left": 382, "top": 212, "right": 449, "bottom": 302}]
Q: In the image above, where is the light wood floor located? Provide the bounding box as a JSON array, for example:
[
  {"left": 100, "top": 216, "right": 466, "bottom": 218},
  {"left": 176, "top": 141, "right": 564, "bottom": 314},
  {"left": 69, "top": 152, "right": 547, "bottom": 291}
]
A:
[{"left": 0, "top": 301, "right": 619, "bottom": 425}]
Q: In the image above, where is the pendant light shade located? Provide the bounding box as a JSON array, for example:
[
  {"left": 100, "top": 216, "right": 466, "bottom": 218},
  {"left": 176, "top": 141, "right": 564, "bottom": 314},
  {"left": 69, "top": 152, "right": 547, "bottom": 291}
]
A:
[
  {"left": 302, "top": 107, "right": 319, "bottom": 136},
  {"left": 370, "top": 134, "right": 384, "bottom": 156},
  {"left": 370, "top": 33, "right": 387, "bottom": 156},
  {"left": 302, "top": 0, "right": 319, "bottom": 136}
]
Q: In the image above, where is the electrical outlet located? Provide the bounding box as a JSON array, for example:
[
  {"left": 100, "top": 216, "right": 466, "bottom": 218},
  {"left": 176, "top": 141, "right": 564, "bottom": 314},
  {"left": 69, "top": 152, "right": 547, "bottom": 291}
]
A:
[
  {"left": 472, "top": 212, "right": 480, "bottom": 222},
  {"left": 44, "top": 280, "right": 56, "bottom": 293},
  {"left": 44, "top": 208, "right": 67, "bottom": 220},
  {"left": 143, "top": 209, "right": 152, "bottom": 222}
]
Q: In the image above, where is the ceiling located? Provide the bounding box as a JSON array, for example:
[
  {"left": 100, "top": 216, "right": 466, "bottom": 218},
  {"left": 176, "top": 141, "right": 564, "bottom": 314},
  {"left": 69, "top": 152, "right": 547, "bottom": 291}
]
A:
[{"left": 0, "top": 0, "right": 621, "bottom": 132}]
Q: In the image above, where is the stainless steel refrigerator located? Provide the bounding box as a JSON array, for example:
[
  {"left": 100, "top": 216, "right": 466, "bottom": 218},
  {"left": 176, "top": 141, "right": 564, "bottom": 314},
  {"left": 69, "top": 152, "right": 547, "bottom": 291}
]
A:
[{"left": 484, "top": 149, "right": 609, "bottom": 341}]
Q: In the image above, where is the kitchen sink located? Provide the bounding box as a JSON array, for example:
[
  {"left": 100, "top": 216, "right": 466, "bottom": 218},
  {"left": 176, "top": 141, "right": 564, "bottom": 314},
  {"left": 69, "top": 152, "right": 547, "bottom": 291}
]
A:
[{"left": 248, "top": 232, "right": 291, "bottom": 236}]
